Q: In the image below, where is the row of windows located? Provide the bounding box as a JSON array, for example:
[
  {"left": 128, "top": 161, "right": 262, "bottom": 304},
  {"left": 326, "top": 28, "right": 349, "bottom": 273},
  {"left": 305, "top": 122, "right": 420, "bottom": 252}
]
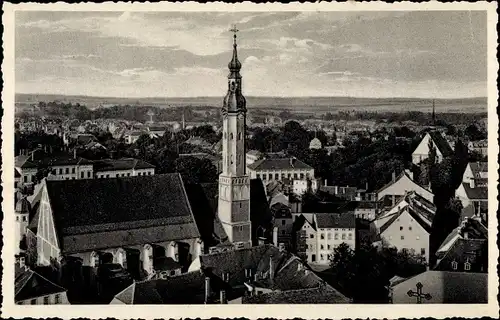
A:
[
  {"left": 15, "top": 216, "right": 28, "bottom": 222},
  {"left": 18, "top": 293, "right": 62, "bottom": 305},
  {"left": 311, "top": 233, "right": 353, "bottom": 240},
  {"left": 224, "top": 132, "right": 243, "bottom": 140},
  {"left": 451, "top": 260, "right": 471, "bottom": 271},
  {"left": 97, "top": 171, "right": 153, "bottom": 178},
  {"left": 389, "top": 235, "right": 422, "bottom": 241},
  {"left": 256, "top": 172, "right": 305, "bottom": 180}
]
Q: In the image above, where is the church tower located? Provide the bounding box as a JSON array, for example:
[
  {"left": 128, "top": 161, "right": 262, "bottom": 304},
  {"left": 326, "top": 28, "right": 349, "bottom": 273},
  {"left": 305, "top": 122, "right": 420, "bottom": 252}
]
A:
[{"left": 217, "top": 26, "right": 252, "bottom": 247}]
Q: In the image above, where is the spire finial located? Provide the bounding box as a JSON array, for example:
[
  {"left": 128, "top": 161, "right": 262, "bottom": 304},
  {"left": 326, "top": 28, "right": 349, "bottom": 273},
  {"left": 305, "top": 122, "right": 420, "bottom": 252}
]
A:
[{"left": 230, "top": 24, "right": 239, "bottom": 45}]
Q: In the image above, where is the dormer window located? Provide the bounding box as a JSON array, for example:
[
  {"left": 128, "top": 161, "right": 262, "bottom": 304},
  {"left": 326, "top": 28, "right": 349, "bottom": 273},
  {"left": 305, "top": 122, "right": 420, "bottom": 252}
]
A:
[
  {"left": 464, "top": 259, "right": 471, "bottom": 271},
  {"left": 451, "top": 260, "right": 458, "bottom": 270}
]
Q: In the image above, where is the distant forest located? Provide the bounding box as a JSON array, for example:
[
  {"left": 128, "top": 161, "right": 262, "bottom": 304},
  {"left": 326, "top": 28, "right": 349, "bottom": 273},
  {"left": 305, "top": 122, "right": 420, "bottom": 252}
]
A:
[{"left": 18, "top": 100, "right": 487, "bottom": 127}]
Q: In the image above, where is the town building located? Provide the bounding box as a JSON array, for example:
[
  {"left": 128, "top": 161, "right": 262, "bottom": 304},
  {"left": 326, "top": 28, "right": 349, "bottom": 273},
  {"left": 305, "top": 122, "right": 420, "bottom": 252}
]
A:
[
  {"left": 15, "top": 197, "right": 31, "bottom": 254},
  {"left": 376, "top": 170, "right": 434, "bottom": 203},
  {"left": 93, "top": 158, "right": 155, "bottom": 178},
  {"left": 15, "top": 150, "right": 94, "bottom": 185},
  {"left": 411, "top": 131, "right": 453, "bottom": 165},
  {"left": 247, "top": 157, "right": 314, "bottom": 185},
  {"left": 340, "top": 200, "right": 379, "bottom": 221},
  {"left": 292, "top": 178, "right": 319, "bottom": 196},
  {"left": 462, "top": 161, "right": 488, "bottom": 187},
  {"left": 434, "top": 216, "right": 488, "bottom": 273},
  {"left": 455, "top": 182, "right": 488, "bottom": 211},
  {"left": 375, "top": 191, "right": 436, "bottom": 263},
  {"left": 270, "top": 202, "right": 294, "bottom": 248},
  {"left": 15, "top": 256, "right": 69, "bottom": 305},
  {"left": 468, "top": 139, "right": 488, "bottom": 157},
  {"left": 295, "top": 213, "right": 356, "bottom": 265},
  {"left": 112, "top": 244, "right": 349, "bottom": 304},
  {"left": 246, "top": 150, "right": 262, "bottom": 167},
  {"left": 309, "top": 137, "right": 322, "bottom": 150},
  {"left": 389, "top": 270, "right": 487, "bottom": 303}
]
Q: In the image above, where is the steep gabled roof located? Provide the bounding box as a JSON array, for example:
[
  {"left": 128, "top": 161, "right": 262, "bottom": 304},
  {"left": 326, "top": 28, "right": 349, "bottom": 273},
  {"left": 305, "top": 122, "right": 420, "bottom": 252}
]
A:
[
  {"left": 428, "top": 131, "right": 453, "bottom": 157},
  {"left": 461, "top": 183, "right": 488, "bottom": 200},
  {"left": 15, "top": 268, "right": 67, "bottom": 302},
  {"left": 469, "top": 162, "right": 488, "bottom": 174}
]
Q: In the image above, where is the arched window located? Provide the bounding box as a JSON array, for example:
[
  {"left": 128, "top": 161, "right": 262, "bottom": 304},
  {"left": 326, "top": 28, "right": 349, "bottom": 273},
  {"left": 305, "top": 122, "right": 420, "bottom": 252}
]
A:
[{"left": 238, "top": 132, "right": 242, "bottom": 140}]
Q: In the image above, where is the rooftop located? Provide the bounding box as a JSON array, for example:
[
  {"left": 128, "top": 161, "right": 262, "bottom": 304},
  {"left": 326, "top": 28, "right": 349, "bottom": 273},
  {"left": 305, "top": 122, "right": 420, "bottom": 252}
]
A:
[
  {"left": 93, "top": 158, "right": 155, "bottom": 172},
  {"left": 248, "top": 157, "right": 313, "bottom": 171}
]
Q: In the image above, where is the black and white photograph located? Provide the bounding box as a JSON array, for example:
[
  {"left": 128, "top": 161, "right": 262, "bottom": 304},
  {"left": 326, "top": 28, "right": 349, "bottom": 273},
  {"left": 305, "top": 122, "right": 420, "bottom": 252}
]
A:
[{"left": 2, "top": 2, "right": 498, "bottom": 318}]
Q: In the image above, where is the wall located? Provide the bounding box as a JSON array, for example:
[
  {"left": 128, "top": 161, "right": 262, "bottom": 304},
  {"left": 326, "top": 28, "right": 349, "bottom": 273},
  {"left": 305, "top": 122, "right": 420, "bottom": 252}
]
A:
[
  {"left": 381, "top": 209, "right": 430, "bottom": 263},
  {"left": 17, "top": 292, "right": 69, "bottom": 305},
  {"left": 314, "top": 227, "right": 356, "bottom": 265}
]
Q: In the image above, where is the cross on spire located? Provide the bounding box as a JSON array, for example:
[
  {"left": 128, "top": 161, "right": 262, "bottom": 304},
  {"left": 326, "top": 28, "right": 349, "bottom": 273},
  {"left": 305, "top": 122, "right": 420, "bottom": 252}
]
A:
[
  {"left": 230, "top": 25, "right": 239, "bottom": 44},
  {"left": 407, "top": 282, "right": 432, "bottom": 304}
]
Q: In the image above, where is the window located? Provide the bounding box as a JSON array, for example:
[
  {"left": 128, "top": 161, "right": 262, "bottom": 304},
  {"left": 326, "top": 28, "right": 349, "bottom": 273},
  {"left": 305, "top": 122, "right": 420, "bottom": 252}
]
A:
[
  {"left": 43, "top": 296, "right": 50, "bottom": 304},
  {"left": 22, "top": 216, "right": 27, "bottom": 222},
  {"left": 275, "top": 173, "right": 279, "bottom": 180},
  {"left": 327, "top": 244, "right": 331, "bottom": 250},
  {"left": 320, "top": 233, "right": 325, "bottom": 240},
  {"left": 348, "top": 233, "right": 353, "bottom": 240},
  {"left": 401, "top": 235, "right": 405, "bottom": 240},
  {"left": 342, "top": 234, "right": 346, "bottom": 240},
  {"left": 320, "top": 245, "right": 324, "bottom": 250},
  {"left": 106, "top": 174, "right": 110, "bottom": 178},
  {"left": 334, "top": 233, "right": 339, "bottom": 240},
  {"left": 451, "top": 260, "right": 458, "bottom": 270},
  {"left": 268, "top": 174, "right": 272, "bottom": 180},
  {"left": 282, "top": 220, "right": 286, "bottom": 225},
  {"left": 54, "top": 294, "right": 61, "bottom": 304},
  {"left": 65, "top": 168, "right": 69, "bottom": 174},
  {"left": 88, "top": 171, "right": 91, "bottom": 178},
  {"left": 127, "top": 173, "right": 131, "bottom": 177},
  {"left": 81, "top": 172, "right": 84, "bottom": 178},
  {"left": 16, "top": 216, "right": 19, "bottom": 221},
  {"left": 59, "top": 168, "right": 63, "bottom": 174},
  {"left": 409, "top": 226, "right": 412, "bottom": 231},
  {"left": 256, "top": 174, "right": 260, "bottom": 179},
  {"left": 24, "top": 176, "right": 28, "bottom": 183},
  {"left": 327, "top": 233, "right": 332, "bottom": 240},
  {"left": 320, "top": 254, "right": 324, "bottom": 260},
  {"left": 420, "top": 248, "right": 426, "bottom": 255},
  {"left": 310, "top": 234, "right": 314, "bottom": 239},
  {"left": 230, "top": 133, "right": 233, "bottom": 140},
  {"left": 311, "top": 254, "right": 316, "bottom": 262},
  {"left": 72, "top": 168, "right": 76, "bottom": 174},
  {"left": 464, "top": 260, "right": 471, "bottom": 271},
  {"left": 294, "top": 173, "right": 298, "bottom": 179},
  {"left": 400, "top": 226, "right": 403, "bottom": 231},
  {"left": 300, "top": 173, "right": 304, "bottom": 179},
  {"left": 238, "top": 132, "right": 242, "bottom": 140},
  {"left": 30, "top": 299, "right": 36, "bottom": 305}
]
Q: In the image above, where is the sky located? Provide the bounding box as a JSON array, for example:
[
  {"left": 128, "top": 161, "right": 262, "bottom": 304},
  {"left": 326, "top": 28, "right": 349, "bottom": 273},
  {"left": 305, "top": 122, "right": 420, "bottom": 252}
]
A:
[{"left": 15, "top": 11, "right": 487, "bottom": 98}]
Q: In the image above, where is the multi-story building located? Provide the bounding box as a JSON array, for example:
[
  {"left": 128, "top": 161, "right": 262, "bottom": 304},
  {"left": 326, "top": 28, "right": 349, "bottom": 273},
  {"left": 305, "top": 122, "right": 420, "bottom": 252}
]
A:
[
  {"left": 247, "top": 156, "right": 314, "bottom": 185},
  {"left": 462, "top": 161, "right": 488, "bottom": 187},
  {"left": 375, "top": 191, "right": 436, "bottom": 263},
  {"left": 468, "top": 139, "right": 488, "bottom": 157},
  {"left": 93, "top": 158, "right": 155, "bottom": 178},
  {"left": 376, "top": 170, "right": 434, "bottom": 203},
  {"left": 296, "top": 213, "right": 356, "bottom": 265}
]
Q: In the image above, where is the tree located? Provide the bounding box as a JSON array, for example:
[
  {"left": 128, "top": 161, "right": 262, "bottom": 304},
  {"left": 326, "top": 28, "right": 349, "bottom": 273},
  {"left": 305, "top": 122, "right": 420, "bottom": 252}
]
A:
[{"left": 174, "top": 156, "right": 217, "bottom": 184}]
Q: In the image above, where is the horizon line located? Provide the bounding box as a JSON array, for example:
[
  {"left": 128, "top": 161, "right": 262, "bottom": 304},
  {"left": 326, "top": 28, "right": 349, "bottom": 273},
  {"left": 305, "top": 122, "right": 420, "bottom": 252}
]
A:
[{"left": 15, "top": 92, "right": 488, "bottom": 101}]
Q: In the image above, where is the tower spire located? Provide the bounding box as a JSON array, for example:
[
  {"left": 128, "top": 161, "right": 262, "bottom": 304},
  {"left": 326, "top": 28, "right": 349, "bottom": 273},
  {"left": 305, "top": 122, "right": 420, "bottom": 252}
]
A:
[{"left": 432, "top": 99, "right": 436, "bottom": 126}]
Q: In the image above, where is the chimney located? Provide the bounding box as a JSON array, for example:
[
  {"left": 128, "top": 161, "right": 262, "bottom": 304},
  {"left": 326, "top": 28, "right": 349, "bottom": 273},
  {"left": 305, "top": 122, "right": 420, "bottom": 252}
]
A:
[
  {"left": 273, "top": 227, "right": 278, "bottom": 247},
  {"left": 269, "top": 255, "right": 275, "bottom": 283},
  {"left": 470, "top": 179, "right": 475, "bottom": 189},
  {"left": 334, "top": 185, "right": 338, "bottom": 194},
  {"left": 392, "top": 171, "right": 396, "bottom": 182},
  {"left": 258, "top": 237, "right": 266, "bottom": 246},
  {"left": 365, "top": 181, "right": 368, "bottom": 190},
  {"left": 204, "top": 276, "right": 211, "bottom": 304},
  {"left": 220, "top": 289, "right": 227, "bottom": 304},
  {"left": 254, "top": 272, "right": 259, "bottom": 282},
  {"left": 324, "top": 179, "right": 327, "bottom": 187},
  {"left": 392, "top": 194, "right": 396, "bottom": 207},
  {"left": 73, "top": 148, "right": 77, "bottom": 159},
  {"left": 31, "top": 151, "right": 34, "bottom": 161}
]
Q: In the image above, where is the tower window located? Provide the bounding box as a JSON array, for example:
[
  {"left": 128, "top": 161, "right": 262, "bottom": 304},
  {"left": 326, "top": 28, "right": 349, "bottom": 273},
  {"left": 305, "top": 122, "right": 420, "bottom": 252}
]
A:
[
  {"left": 238, "top": 132, "right": 242, "bottom": 140},
  {"left": 230, "top": 133, "right": 233, "bottom": 140}
]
